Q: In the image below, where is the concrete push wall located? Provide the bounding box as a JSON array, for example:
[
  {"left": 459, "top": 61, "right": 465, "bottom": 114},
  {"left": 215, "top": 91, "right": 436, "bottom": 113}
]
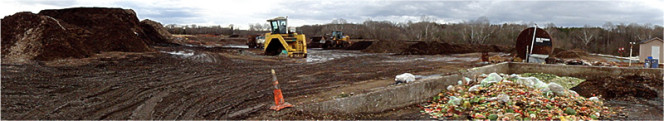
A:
[
  {"left": 509, "top": 63, "right": 663, "bottom": 81},
  {"left": 300, "top": 63, "right": 509, "bottom": 114},
  {"left": 300, "top": 62, "right": 662, "bottom": 114}
]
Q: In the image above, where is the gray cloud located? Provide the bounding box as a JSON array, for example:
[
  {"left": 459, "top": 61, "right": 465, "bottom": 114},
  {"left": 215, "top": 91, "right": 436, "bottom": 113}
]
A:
[
  {"left": 2, "top": 0, "right": 662, "bottom": 28},
  {"left": 261, "top": 0, "right": 662, "bottom": 27},
  {"left": 111, "top": 1, "right": 203, "bottom": 24},
  {"left": 17, "top": 0, "right": 78, "bottom": 7}
]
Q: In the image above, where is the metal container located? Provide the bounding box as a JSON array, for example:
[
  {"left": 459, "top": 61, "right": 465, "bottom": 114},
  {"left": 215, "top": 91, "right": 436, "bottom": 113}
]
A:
[
  {"left": 651, "top": 59, "right": 659, "bottom": 68},
  {"left": 515, "top": 27, "right": 553, "bottom": 60}
]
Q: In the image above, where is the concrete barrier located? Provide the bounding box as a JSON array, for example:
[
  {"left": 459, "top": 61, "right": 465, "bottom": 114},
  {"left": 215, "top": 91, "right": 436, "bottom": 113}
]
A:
[
  {"left": 300, "top": 62, "right": 663, "bottom": 114},
  {"left": 508, "top": 63, "right": 663, "bottom": 81},
  {"left": 301, "top": 74, "right": 457, "bottom": 114},
  {"left": 300, "top": 63, "right": 509, "bottom": 114}
]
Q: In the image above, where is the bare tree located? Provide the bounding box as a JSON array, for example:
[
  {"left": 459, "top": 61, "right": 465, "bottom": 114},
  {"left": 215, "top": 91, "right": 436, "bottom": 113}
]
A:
[
  {"left": 263, "top": 23, "right": 271, "bottom": 31},
  {"left": 545, "top": 23, "right": 556, "bottom": 36},
  {"left": 602, "top": 22, "right": 615, "bottom": 52},
  {"left": 577, "top": 25, "right": 599, "bottom": 49},
  {"left": 248, "top": 24, "right": 256, "bottom": 31},
  {"left": 419, "top": 15, "right": 437, "bottom": 41},
  {"left": 254, "top": 23, "right": 263, "bottom": 31},
  {"left": 462, "top": 16, "right": 496, "bottom": 44},
  {"left": 330, "top": 18, "right": 348, "bottom": 31},
  {"left": 248, "top": 23, "right": 264, "bottom": 32}
]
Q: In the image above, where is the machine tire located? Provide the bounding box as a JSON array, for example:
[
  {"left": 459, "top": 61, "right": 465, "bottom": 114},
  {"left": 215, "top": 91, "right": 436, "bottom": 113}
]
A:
[{"left": 322, "top": 41, "right": 331, "bottom": 49}]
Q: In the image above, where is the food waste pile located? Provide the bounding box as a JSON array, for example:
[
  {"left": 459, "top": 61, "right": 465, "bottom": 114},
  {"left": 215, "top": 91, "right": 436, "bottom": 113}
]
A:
[{"left": 421, "top": 73, "right": 617, "bottom": 120}]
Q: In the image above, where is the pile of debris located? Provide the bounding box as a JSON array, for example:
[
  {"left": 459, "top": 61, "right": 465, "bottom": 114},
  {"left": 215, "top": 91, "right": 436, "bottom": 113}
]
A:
[
  {"left": 362, "top": 40, "right": 414, "bottom": 53},
  {"left": 546, "top": 58, "right": 618, "bottom": 67},
  {"left": 520, "top": 73, "right": 585, "bottom": 89},
  {"left": 572, "top": 75, "right": 662, "bottom": 100},
  {"left": 345, "top": 41, "right": 374, "bottom": 50},
  {"left": 554, "top": 49, "right": 589, "bottom": 58},
  {"left": 422, "top": 73, "right": 616, "bottom": 120},
  {"left": 1, "top": 7, "right": 173, "bottom": 63},
  {"left": 361, "top": 40, "right": 512, "bottom": 55},
  {"left": 401, "top": 41, "right": 512, "bottom": 55},
  {"left": 1, "top": 12, "right": 94, "bottom": 63},
  {"left": 140, "top": 19, "right": 175, "bottom": 45}
]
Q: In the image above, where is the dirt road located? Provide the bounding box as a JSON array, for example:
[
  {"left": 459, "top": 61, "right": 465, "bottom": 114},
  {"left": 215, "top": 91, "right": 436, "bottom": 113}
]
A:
[{"left": 1, "top": 44, "right": 482, "bottom": 120}]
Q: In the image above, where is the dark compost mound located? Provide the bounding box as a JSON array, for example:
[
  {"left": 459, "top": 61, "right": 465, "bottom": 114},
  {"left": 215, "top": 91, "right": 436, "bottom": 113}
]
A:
[
  {"left": 401, "top": 41, "right": 512, "bottom": 55},
  {"left": 38, "top": 7, "right": 153, "bottom": 52},
  {"left": 140, "top": 19, "right": 175, "bottom": 45},
  {"left": 554, "top": 49, "right": 589, "bottom": 58},
  {"left": 345, "top": 41, "right": 373, "bottom": 50},
  {"left": 1, "top": 7, "right": 169, "bottom": 62},
  {"left": 1, "top": 12, "right": 93, "bottom": 62},
  {"left": 571, "top": 75, "right": 662, "bottom": 100},
  {"left": 362, "top": 40, "right": 413, "bottom": 53}
]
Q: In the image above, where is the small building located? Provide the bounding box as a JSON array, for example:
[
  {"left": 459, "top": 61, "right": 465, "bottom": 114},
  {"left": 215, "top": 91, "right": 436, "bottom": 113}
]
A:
[{"left": 639, "top": 37, "right": 663, "bottom": 63}]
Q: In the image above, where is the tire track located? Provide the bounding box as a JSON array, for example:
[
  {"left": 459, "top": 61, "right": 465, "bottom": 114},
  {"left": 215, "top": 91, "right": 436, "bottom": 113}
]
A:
[{"left": 130, "top": 91, "right": 169, "bottom": 119}]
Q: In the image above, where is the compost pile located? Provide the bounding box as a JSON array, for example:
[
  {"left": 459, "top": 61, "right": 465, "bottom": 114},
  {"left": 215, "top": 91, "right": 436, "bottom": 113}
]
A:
[
  {"left": 401, "top": 41, "right": 512, "bottom": 55},
  {"left": 421, "top": 73, "right": 616, "bottom": 120},
  {"left": 572, "top": 75, "right": 662, "bottom": 100},
  {"left": 1, "top": 12, "right": 93, "bottom": 63},
  {"left": 362, "top": 40, "right": 412, "bottom": 53},
  {"left": 345, "top": 41, "right": 373, "bottom": 50},
  {"left": 1, "top": 7, "right": 170, "bottom": 63},
  {"left": 140, "top": 19, "right": 174, "bottom": 44},
  {"left": 554, "top": 49, "right": 588, "bottom": 58}
]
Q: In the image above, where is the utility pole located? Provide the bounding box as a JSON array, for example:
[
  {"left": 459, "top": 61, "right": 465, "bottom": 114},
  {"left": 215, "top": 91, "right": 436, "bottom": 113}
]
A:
[{"left": 629, "top": 41, "right": 636, "bottom": 67}]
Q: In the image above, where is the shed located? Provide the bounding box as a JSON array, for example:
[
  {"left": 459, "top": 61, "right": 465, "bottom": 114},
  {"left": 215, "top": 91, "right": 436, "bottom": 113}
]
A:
[{"left": 639, "top": 37, "right": 663, "bottom": 63}]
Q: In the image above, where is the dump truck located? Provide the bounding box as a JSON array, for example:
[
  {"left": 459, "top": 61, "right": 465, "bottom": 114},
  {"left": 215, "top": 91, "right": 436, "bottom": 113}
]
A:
[
  {"left": 263, "top": 17, "right": 307, "bottom": 58},
  {"left": 322, "top": 31, "right": 351, "bottom": 49}
]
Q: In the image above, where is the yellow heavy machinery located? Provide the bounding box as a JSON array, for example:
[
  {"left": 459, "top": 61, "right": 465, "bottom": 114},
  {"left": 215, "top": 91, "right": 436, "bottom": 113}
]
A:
[
  {"left": 263, "top": 17, "right": 307, "bottom": 58},
  {"left": 322, "top": 31, "right": 351, "bottom": 49}
]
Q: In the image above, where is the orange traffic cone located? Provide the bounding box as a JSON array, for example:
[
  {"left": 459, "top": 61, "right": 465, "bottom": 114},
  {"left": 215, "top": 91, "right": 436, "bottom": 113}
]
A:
[{"left": 269, "top": 69, "right": 293, "bottom": 111}]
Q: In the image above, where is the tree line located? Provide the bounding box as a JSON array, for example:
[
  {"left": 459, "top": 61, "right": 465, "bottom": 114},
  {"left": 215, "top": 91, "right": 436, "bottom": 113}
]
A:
[
  {"left": 296, "top": 17, "right": 663, "bottom": 56},
  {"left": 164, "top": 24, "right": 234, "bottom": 35},
  {"left": 163, "top": 16, "right": 663, "bottom": 56}
]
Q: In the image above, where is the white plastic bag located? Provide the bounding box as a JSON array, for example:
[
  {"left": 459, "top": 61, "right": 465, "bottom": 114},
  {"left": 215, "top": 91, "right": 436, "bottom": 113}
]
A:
[
  {"left": 515, "top": 77, "right": 535, "bottom": 87},
  {"left": 588, "top": 97, "right": 599, "bottom": 102},
  {"left": 448, "top": 96, "right": 462, "bottom": 106},
  {"left": 487, "top": 93, "right": 510, "bottom": 103},
  {"left": 395, "top": 73, "right": 416, "bottom": 84},
  {"left": 532, "top": 78, "right": 548, "bottom": 89},
  {"left": 548, "top": 82, "right": 567, "bottom": 96},
  {"left": 447, "top": 85, "right": 455, "bottom": 91},
  {"left": 481, "top": 73, "right": 502, "bottom": 86},
  {"left": 468, "top": 85, "right": 482, "bottom": 92},
  {"left": 569, "top": 90, "right": 579, "bottom": 96}
]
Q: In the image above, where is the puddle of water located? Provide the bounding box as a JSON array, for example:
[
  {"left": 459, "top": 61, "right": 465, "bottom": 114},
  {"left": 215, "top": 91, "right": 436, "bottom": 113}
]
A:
[
  {"left": 161, "top": 50, "right": 223, "bottom": 63},
  {"left": 304, "top": 49, "right": 480, "bottom": 64},
  {"left": 305, "top": 49, "right": 379, "bottom": 64},
  {"left": 187, "top": 53, "right": 220, "bottom": 63},
  {"left": 382, "top": 56, "right": 478, "bottom": 63},
  {"left": 222, "top": 44, "right": 249, "bottom": 49},
  {"left": 161, "top": 51, "right": 194, "bottom": 57},
  {"left": 182, "top": 44, "right": 216, "bottom": 48}
]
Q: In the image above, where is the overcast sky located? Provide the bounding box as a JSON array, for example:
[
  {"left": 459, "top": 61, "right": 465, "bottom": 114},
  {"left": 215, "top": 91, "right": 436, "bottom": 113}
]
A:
[{"left": 2, "top": 0, "right": 663, "bottom": 29}]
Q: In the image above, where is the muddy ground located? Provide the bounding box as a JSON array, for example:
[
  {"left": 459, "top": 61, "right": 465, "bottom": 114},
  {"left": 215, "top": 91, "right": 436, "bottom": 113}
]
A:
[
  {"left": 2, "top": 36, "right": 661, "bottom": 120},
  {"left": 1, "top": 38, "right": 487, "bottom": 119}
]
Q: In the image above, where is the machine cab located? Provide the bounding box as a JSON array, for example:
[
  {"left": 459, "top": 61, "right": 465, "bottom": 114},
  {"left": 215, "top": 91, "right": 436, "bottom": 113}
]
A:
[
  {"left": 268, "top": 17, "right": 288, "bottom": 34},
  {"left": 331, "top": 31, "right": 344, "bottom": 39}
]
